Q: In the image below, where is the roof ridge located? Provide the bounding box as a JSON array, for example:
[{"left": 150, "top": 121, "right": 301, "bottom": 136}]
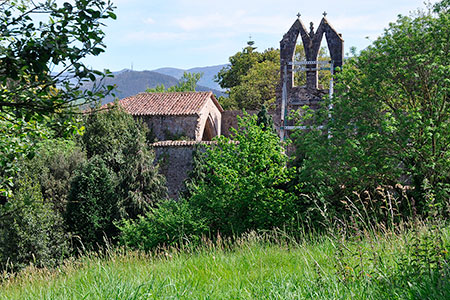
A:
[{"left": 110, "top": 91, "right": 215, "bottom": 116}]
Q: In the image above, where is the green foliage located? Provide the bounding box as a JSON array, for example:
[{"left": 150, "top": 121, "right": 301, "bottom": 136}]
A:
[
  {"left": 118, "top": 199, "right": 208, "bottom": 251},
  {"left": 216, "top": 42, "right": 332, "bottom": 110},
  {"left": 0, "top": 116, "right": 52, "bottom": 198},
  {"left": 215, "top": 42, "right": 279, "bottom": 110},
  {"left": 397, "top": 227, "right": 450, "bottom": 282},
  {"left": 0, "top": 0, "right": 116, "bottom": 198},
  {"left": 293, "top": 3, "right": 450, "bottom": 220},
  {"left": 256, "top": 104, "right": 274, "bottom": 131},
  {"left": 146, "top": 72, "right": 203, "bottom": 93},
  {"left": 81, "top": 105, "right": 167, "bottom": 219},
  {"left": 0, "top": 178, "right": 69, "bottom": 272},
  {"left": 215, "top": 41, "right": 262, "bottom": 90},
  {"left": 188, "top": 114, "right": 299, "bottom": 237},
  {"left": 120, "top": 113, "right": 299, "bottom": 250},
  {"left": 0, "top": 111, "right": 83, "bottom": 198},
  {"left": 232, "top": 60, "right": 279, "bottom": 109},
  {"left": 3, "top": 225, "right": 450, "bottom": 299},
  {"left": 18, "top": 139, "right": 85, "bottom": 214},
  {"left": 65, "top": 156, "right": 119, "bottom": 250},
  {"left": 0, "top": 0, "right": 116, "bottom": 117},
  {"left": 294, "top": 45, "right": 332, "bottom": 89}
]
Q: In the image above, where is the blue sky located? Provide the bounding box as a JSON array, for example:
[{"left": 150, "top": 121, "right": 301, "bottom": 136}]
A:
[{"left": 83, "top": 0, "right": 436, "bottom": 71}]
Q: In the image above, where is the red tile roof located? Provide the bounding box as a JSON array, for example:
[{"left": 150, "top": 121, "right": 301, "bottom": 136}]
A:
[
  {"left": 152, "top": 140, "right": 217, "bottom": 147},
  {"left": 152, "top": 140, "right": 239, "bottom": 147},
  {"left": 105, "top": 91, "right": 223, "bottom": 116}
]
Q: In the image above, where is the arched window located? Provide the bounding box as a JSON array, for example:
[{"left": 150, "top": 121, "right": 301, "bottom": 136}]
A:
[{"left": 202, "top": 115, "right": 217, "bottom": 141}]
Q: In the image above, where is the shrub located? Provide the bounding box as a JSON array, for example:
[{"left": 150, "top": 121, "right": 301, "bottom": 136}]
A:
[
  {"left": 0, "top": 178, "right": 69, "bottom": 272},
  {"left": 65, "top": 156, "right": 120, "bottom": 250},
  {"left": 81, "top": 104, "right": 166, "bottom": 219},
  {"left": 187, "top": 113, "right": 300, "bottom": 237},
  {"left": 118, "top": 199, "right": 208, "bottom": 251},
  {"left": 19, "top": 139, "right": 85, "bottom": 215}
]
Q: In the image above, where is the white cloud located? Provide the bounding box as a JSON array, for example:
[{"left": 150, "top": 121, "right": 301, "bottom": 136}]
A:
[
  {"left": 173, "top": 11, "right": 290, "bottom": 35},
  {"left": 332, "top": 15, "right": 389, "bottom": 31},
  {"left": 143, "top": 17, "right": 156, "bottom": 25},
  {"left": 125, "top": 31, "right": 193, "bottom": 42},
  {"left": 174, "top": 13, "right": 233, "bottom": 31}
]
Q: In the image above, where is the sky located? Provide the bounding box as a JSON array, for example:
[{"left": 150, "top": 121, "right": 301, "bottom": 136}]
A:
[{"left": 82, "top": 0, "right": 437, "bottom": 72}]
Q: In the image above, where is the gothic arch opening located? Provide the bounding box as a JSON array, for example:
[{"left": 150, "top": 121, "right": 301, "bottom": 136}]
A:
[{"left": 201, "top": 115, "right": 217, "bottom": 141}]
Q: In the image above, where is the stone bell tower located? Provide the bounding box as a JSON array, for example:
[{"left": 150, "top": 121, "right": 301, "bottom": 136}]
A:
[{"left": 276, "top": 13, "right": 344, "bottom": 139}]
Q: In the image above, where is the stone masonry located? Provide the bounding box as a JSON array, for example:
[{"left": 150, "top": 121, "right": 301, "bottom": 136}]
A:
[
  {"left": 276, "top": 14, "right": 344, "bottom": 132},
  {"left": 153, "top": 141, "right": 215, "bottom": 199}
]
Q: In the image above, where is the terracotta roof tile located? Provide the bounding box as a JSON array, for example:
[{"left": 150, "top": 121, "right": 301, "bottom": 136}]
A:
[
  {"left": 152, "top": 140, "right": 217, "bottom": 147},
  {"left": 105, "top": 91, "right": 223, "bottom": 116},
  {"left": 152, "top": 140, "right": 239, "bottom": 147}
]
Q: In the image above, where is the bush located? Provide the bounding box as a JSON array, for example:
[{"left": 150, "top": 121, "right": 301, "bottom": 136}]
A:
[
  {"left": 65, "top": 156, "right": 120, "bottom": 250},
  {"left": 118, "top": 199, "right": 208, "bottom": 251},
  {"left": 187, "top": 113, "right": 300, "bottom": 237},
  {"left": 0, "top": 178, "right": 69, "bottom": 272},
  {"left": 19, "top": 139, "right": 85, "bottom": 215}
]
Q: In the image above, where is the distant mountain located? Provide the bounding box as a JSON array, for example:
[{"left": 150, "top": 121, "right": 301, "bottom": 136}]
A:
[
  {"left": 151, "top": 67, "right": 185, "bottom": 79},
  {"left": 84, "top": 69, "right": 226, "bottom": 104},
  {"left": 152, "top": 64, "right": 228, "bottom": 92}
]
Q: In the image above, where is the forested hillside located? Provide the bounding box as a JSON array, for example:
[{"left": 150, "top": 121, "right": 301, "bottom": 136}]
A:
[
  {"left": 82, "top": 69, "right": 226, "bottom": 104},
  {"left": 153, "top": 64, "right": 227, "bottom": 91}
]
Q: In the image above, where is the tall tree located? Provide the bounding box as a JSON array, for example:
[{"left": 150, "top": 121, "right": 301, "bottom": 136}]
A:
[
  {"left": 294, "top": 0, "right": 450, "bottom": 219},
  {"left": 0, "top": 0, "right": 116, "bottom": 198},
  {"left": 216, "top": 42, "right": 331, "bottom": 110},
  {"left": 81, "top": 105, "right": 167, "bottom": 219}
]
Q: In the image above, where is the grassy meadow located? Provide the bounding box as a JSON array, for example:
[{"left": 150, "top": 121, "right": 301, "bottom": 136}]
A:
[{"left": 1, "top": 225, "right": 449, "bottom": 300}]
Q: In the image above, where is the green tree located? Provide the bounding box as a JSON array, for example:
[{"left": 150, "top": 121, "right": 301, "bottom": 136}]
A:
[
  {"left": 82, "top": 105, "right": 167, "bottom": 219},
  {"left": 216, "top": 42, "right": 331, "bottom": 110},
  {"left": 232, "top": 60, "right": 279, "bottom": 109},
  {"left": 256, "top": 104, "right": 274, "bottom": 131},
  {"left": 215, "top": 41, "right": 262, "bottom": 90},
  {"left": 18, "top": 139, "right": 86, "bottom": 215},
  {"left": 188, "top": 114, "right": 299, "bottom": 237},
  {"left": 0, "top": 0, "right": 116, "bottom": 115},
  {"left": 0, "top": 0, "right": 116, "bottom": 198},
  {"left": 294, "top": 1, "right": 450, "bottom": 219},
  {"left": 0, "top": 178, "right": 69, "bottom": 272},
  {"left": 216, "top": 43, "right": 279, "bottom": 110},
  {"left": 65, "top": 156, "right": 119, "bottom": 250}
]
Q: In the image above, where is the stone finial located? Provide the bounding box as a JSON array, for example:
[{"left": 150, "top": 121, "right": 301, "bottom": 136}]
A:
[
  {"left": 309, "top": 22, "right": 314, "bottom": 35},
  {"left": 323, "top": 11, "right": 327, "bottom": 17},
  {"left": 297, "top": 12, "right": 301, "bottom": 18}
]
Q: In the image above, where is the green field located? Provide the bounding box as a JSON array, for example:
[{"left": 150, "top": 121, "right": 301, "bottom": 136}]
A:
[{"left": 1, "top": 226, "right": 449, "bottom": 300}]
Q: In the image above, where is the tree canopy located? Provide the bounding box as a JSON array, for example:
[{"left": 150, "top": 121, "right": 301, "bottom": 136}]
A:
[
  {"left": 216, "top": 41, "right": 331, "bottom": 110},
  {"left": 294, "top": 1, "right": 450, "bottom": 219},
  {"left": 0, "top": 0, "right": 116, "bottom": 117},
  {"left": 0, "top": 0, "right": 116, "bottom": 198}
]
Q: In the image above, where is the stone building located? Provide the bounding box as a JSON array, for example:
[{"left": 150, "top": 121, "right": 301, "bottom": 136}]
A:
[
  {"left": 276, "top": 14, "right": 343, "bottom": 139},
  {"left": 117, "top": 91, "right": 223, "bottom": 141},
  {"left": 113, "top": 15, "right": 343, "bottom": 198},
  {"left": 113, "top": 91, "right": 224, "bottom": 199}
]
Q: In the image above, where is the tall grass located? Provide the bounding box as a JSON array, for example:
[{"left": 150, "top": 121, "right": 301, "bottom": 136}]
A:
[{"left": 1, "top": 224, "right": 449, "bottom": 300}]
